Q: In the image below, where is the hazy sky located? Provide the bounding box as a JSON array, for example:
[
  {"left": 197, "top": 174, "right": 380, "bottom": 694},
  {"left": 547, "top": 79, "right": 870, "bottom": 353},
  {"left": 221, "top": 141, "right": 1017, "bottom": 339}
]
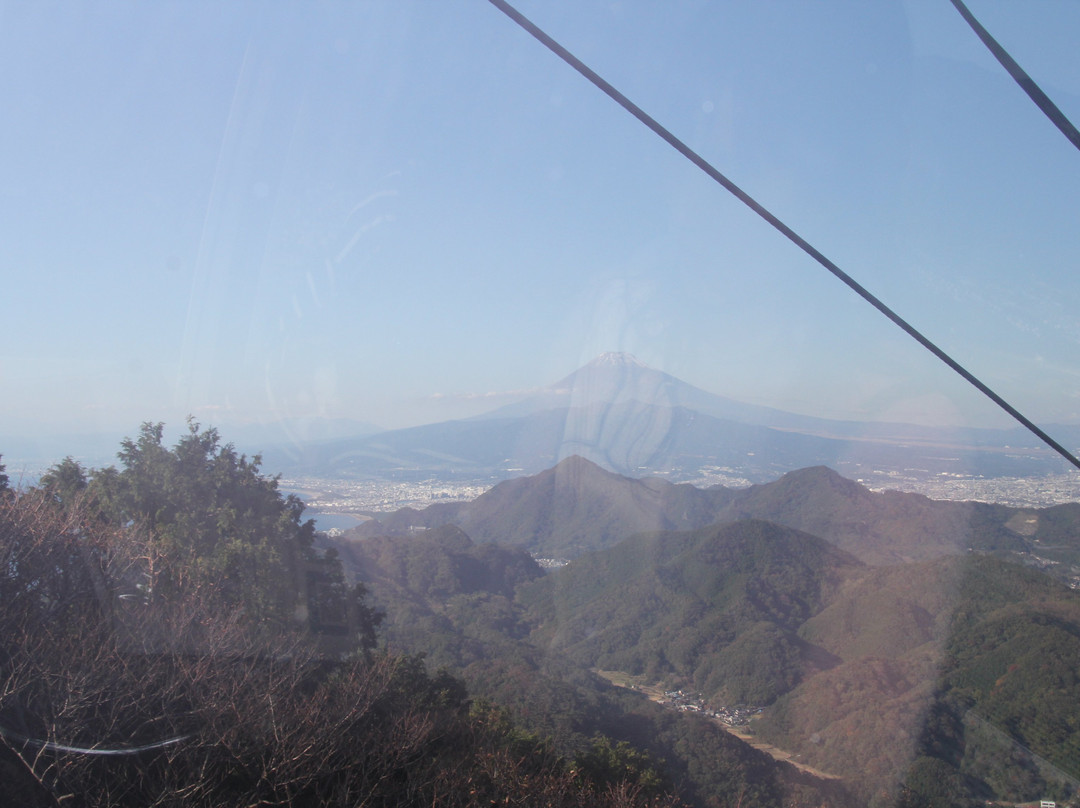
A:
[{"left": 3, "top": 0, "right": 1080, "bottom": 440}]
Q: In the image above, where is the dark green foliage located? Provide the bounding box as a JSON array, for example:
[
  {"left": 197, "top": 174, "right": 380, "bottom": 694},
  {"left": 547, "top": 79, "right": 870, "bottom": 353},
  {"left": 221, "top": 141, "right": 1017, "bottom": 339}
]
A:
[
  {"left": 942, "top": 600, "right": 1080, "bottom": 786},
  {"left": 337, "top": 524, "right": 542, "bottom": 601},
  {"left": 108, "top": 421, "right": 314, "bottom": 625},
  {"left": 17, "top": 440, "right": 1080, "bottom": 808},
  {"left": 1027, "top": 502, "right": 1080, "bottom": 567},
  {"left": 39, "top": 457, "right": 90, "bottom": 507},
  {"left": 366, "top": 475, "right": 1080, "bottom": 808},
  {"left": 341, "top": 464, "right": 1080, "bottom": 808},
  {"left": 948, "top": 554, "right": 1071, "bottom": 633},
  {"left": 35, "top": 420, "right": 379, "bottom": 646},
  {"left": 523, "top": 520, "right": 859, "bottom": 704},
  {"left": 927, "top": 557, "right": 1080, "bottom": 797},
  {"left": 466, "top": 655, "right": 851, "bottom": 808},
  {"left": 896, "top": 756, "right": 977, "bottom": 808},
  {"left": 953, "top": 709, "right": 1071, "bottom": 802},
  {"left": 963, "top": 503, "right": 1031, "bottom": 554},
  {"left": 305, "top": 546, "right": 383, "bottom": 648},
  {"left": 575, "top": 735, "right": 666, "bottom": 797},
  {"left": 692, "top": 622, "right": 811, "bottom": 705},
  {"left": 332, "top": 525, "right": 542, "bottom": 670}
]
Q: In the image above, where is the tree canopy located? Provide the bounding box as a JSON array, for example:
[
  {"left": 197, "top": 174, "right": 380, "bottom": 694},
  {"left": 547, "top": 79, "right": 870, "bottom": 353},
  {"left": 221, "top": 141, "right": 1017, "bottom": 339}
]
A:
[{"left": 35, "top": 420, "right": 378, "bottom": 644}]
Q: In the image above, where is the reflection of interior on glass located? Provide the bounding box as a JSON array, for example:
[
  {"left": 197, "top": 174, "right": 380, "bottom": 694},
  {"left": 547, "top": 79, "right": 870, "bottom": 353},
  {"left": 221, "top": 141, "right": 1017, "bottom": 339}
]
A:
[{"left": 3, "top": 2, "right": 1080, "bottom": 806}]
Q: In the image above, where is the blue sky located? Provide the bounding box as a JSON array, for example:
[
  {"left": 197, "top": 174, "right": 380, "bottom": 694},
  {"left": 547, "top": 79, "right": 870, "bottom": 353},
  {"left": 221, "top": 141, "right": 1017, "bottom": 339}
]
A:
[{"left": 3, "top": 0, "right": 1080, "bottom": 443}]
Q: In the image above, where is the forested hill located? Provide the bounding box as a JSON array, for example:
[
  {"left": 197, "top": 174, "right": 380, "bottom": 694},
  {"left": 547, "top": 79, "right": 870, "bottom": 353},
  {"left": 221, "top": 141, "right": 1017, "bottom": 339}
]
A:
[
  {"left": 754, "top": 553, "right": 1080, "bottom": 804},
  {"left": 338, "top": 497, "right": 1080, "bottom": 807},
  {"left": 713, "top": 466, "right": 979, "bottom": 565},
  {"left": 350, "top": 454, "right": 734, "bottom": 557},
  {"left": 337, "top": 457, "right": 1080, "bottom": 806},
  {"left": 522, "top": 520, "right": 862, "bottom": 705},
  {"left": 350, "top": 457, "right": 1080, "bottom": 570},
  {"left": 327, "top": 519, "right": 858, "bottom": 808}
]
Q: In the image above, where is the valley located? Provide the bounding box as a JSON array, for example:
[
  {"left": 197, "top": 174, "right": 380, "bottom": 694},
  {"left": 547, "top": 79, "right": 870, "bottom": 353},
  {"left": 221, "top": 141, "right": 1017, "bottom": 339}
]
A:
[
  {"left": 328, "top": 456, "right": 1080, "bottom": 807},
  {"left": 594, "top": 670, "right": 842, "bottom": 782}
]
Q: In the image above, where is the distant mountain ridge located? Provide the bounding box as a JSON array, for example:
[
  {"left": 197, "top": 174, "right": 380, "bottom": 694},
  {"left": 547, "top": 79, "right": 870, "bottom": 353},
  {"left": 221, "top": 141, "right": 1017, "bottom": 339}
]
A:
[
  {"left": 271, "top": 353, "right": 1072, "bottom": 482},
  {"left": 465, "top": 351, "right": 1066, "bottom": 452},
  {"left": 347, "top": 456, "right": 1080, "bottom": 568}
]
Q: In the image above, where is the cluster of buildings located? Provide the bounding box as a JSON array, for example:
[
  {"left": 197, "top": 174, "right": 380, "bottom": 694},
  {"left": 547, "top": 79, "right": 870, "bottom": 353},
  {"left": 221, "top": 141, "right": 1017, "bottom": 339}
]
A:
[
  {"left": 862, "top": 469, "right": 1080, "bottom": 508},
  {"left": 660, "top": 690, "right": 761, "bottom": 727},
  {"left": 283, "top": 476, "right": 491, "bottom": 514}
]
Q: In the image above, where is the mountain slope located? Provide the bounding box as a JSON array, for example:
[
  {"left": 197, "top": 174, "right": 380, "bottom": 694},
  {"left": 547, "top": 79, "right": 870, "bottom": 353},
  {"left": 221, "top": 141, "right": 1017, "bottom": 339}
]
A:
[
  {"left": 354, "top": 455, "right": 736, "bottom": 557},
  {"left": 479, "top": 352, "right": 793, "bottom": 427},
  {"left": 282, "top": 400, "right": 871, "bottom": 480},
  {"left": 481, "top": 353, "right": 1026, "bottom": 447},
  {"left": 333, "top": 459, "right": 1080, "bottom": 806},
  {"left": 352, "top": 459, "right": 1080, "bottom": 568},
  {"left": 522, "top": 519, "right": 862, "bottom": 705},
  {"left": 327, "top": 523, "right": 856, "bottom": 808},
  {"left": 754, "top": 554, "right": 1080, "bottom": 804},
  {"left": 712, "top": 466, "right": 978, "bottom": 565},
  {"left": 276, "top": 353, "right": 1070, "bottom": 481}
]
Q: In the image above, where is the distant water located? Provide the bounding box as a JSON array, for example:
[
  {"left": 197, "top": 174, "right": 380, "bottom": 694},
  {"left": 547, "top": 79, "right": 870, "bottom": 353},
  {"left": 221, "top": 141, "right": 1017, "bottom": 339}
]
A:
[{"left": 309, "top": 512, "right": 366, "bottom": 532}]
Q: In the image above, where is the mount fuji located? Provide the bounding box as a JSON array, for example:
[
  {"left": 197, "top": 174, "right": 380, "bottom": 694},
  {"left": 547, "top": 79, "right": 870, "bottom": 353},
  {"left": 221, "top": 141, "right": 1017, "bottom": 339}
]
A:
[{"left": 265, "top": 353, "right": 1068, "bottom": 483}]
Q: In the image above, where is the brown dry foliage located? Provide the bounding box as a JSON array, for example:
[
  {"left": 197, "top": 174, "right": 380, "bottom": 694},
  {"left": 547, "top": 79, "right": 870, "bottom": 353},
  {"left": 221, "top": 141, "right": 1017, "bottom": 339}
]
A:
[{"left": 0, "top": 490, "right": 681, "bottom": 808}]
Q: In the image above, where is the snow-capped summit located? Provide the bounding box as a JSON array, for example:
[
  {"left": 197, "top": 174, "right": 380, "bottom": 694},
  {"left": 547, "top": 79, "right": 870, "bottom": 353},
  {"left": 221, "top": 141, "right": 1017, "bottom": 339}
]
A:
[{"left": 588, "top": 352, "right": 648, "bottom": 368}]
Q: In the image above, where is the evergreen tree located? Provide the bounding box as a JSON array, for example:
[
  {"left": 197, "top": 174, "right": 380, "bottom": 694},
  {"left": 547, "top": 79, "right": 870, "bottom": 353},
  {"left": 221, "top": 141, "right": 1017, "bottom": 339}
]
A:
[
  {"left": 39, "top": 456, "right": 89, "bottom": 507},
  {"left": 114, "top": 420, "right": 309, "bottom": 625},
  {"left": 80, "top": 420, "right": 378, "bottom": 645}
]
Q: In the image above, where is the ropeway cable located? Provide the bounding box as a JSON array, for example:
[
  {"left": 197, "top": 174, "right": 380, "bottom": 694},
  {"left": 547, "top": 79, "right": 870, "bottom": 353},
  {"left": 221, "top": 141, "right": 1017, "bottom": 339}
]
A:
[
  {"left": 949, "top": 0, "right": 1080, "bottom": 155},
  {"left": 485, "top": 0, "right": 1080, "bottom": 473}
]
